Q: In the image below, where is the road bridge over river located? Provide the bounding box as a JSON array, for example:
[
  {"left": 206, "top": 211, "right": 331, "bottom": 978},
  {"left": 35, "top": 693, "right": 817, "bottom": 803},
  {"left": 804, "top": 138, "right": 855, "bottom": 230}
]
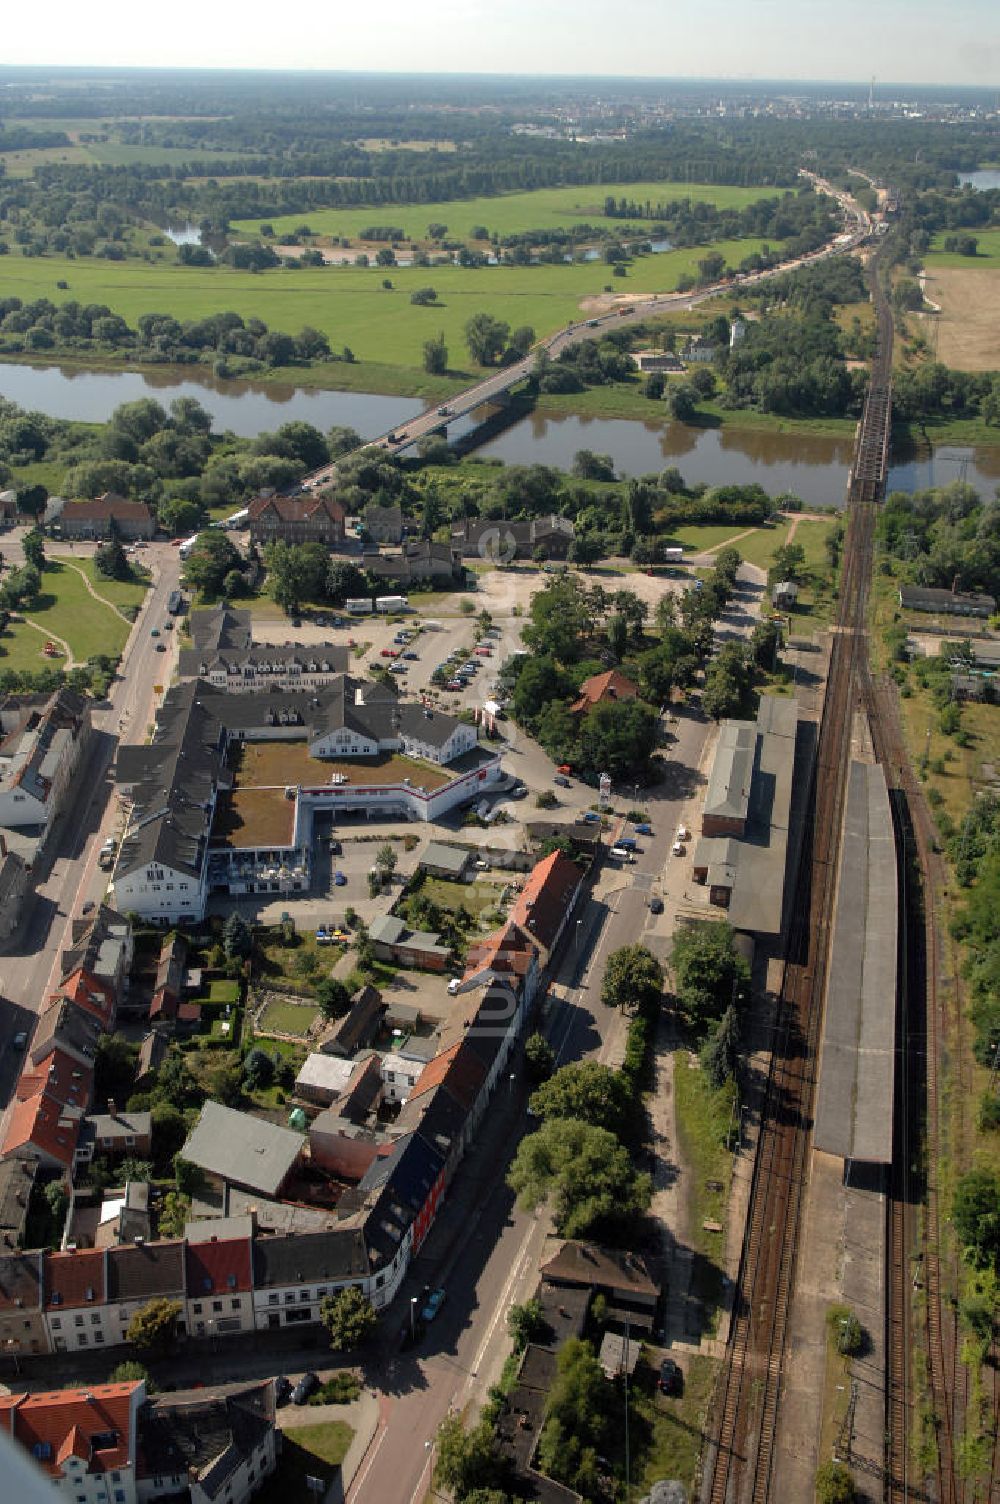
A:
[{"left": 301, "top": 177, "right": 872, "bottom": 490}]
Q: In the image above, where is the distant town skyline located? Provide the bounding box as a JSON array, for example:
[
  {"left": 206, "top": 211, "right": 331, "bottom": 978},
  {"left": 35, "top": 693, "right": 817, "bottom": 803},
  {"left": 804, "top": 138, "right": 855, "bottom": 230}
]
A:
[{"left": 5, "top": 0, "right": 998, "bottom": 87}]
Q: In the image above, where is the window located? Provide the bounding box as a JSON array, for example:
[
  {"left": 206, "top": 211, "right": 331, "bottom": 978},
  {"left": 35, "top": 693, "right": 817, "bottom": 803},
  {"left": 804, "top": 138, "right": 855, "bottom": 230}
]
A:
[
  {"left": 74, "top": 1315, "right": 84, "bottom": 1328},
  {"left": 78, "top": 1333, "right": 87, "bottom": 1346},
  {"left": 192, "top": 1303, "right": 202, "bottom": 1315},
  {"left": 231, "top": 1298, "right": 240, "bottom": 1310},
  {"left": 51, "top": 1317, "right": 61, "bottom": 1330},
  {"left": 267, "top": 1294, "right": 278, "bottom": 1306},
  {"left": 95, "top": 1331, "right": 104, "bottom": 1344},
  {"left": 212, "top": 1300, "right": 222, "bottom": 1313},
  {"left": 299, "top": 1290, "right": 310, "bottom": 1302},
  {"left": 115, "top": 1492, "right": 126, "bottom": 1503},
  {"left": 91, "top": 1312, "right": 100, "bottom": 1325},
  {"left": 284, "top": 1292, "right": 294, "bottom": 1304}
]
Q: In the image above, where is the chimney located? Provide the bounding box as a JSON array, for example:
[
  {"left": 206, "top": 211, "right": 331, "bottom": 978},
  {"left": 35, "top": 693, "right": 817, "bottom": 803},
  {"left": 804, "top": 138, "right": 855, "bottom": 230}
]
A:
[{"left": 107, "top": 1100, "right": 117, "bottom": 1119}]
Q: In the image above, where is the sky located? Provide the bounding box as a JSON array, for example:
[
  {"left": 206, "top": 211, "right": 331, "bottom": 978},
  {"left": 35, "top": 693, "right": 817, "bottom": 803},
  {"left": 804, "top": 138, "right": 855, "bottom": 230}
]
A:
[{"left": 3, "top": 0, "right": 998, "bottom": 86}]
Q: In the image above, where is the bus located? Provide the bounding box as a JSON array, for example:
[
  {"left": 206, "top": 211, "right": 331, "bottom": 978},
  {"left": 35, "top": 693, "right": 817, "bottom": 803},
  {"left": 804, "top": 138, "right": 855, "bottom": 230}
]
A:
[{"left": 167, "top": 590, "right": 184, "bottom": 615}]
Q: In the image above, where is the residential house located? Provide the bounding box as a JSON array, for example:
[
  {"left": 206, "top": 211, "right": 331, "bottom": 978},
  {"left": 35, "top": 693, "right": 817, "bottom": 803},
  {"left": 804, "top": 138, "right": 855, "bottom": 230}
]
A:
[
  {"left": 772, "top": 580, "right": 799, "bottom": 609},
  {"left": 368, "top": 913, "right": 452, "bottom": 972},
  {"left": 294, "top": 1053, "right": 357, "bottom": 1108},
  {"left": 0, "top": 1378, "right": 144, "bottom": 1504},
  {"left": 539, "top": 1237, "right": 660, "bottom": 1330},
  {"left": 184, "top": 1220, "right": 255, "bottom": 1338},
  {"left": 362, "top": 503, "right": 404, "bottom": 545},
  {"left": 308, "top": 1112, "right": 396, "bottom": 1181},
  {"left": 0, "top": 1250, "right": 47, "bottom": 1359},
  {"left": 59, "top": 906, "right": 132, "bottom": 1026},
  {"left": 0, "top": 1050, "right": 90, "bottom": 1173},
  {"left": 364, "top": 541, "right": 465, "bottom": 588},
  {"left": 246, "top": 491, "right": 346, "bottom": 547},
  {"left": 630, "top": 350, "right": 684, "bottom": 374},
  {"left": 450, "top": 515, "right": 575, "bottom": 562},
  {"left": 42, "top": 1248, "right": 115, "bottom": 1353},
  {"left": 0, "top": 689, "right": 92, "bottom": 839},
  {"left": 251, "top": 1227, "right": 369, "bottom": 1331},
  {"left": 29, "top": 998, "right": 103, "bottom": 1074},
  {"left": 377, "top": 1052, "right": 423, "bottom": 1105},
  {"left": 180, "top": 1103, "right": 304, "bottom": 1202},
  {"left": 137, "top": 1379, "right": 278, "bottom": 1504},
  {"left": 0, "top": 489, "right": 19, "bottom": 527},
  {"left": 507, "top": 850, "right": 584, "bottom": 964},
  {"left": 150, "top": 934, "right": 190, "bottom": 1028},
  {"left": 78, "top": 1106, "right": 153, "bottom": 1164},
  {"left": 317, "top": 985, "right": 384, "bottom": 1058},
  {"left": 0, "top": 1157, "right": 36, "bottom": 1251},
  {"left": 134, "top": 1033, "right": 169, "bottom": 1093},
  {"left": 569, "top": 669, "right": 638, "bottom": 716},
  {"left": 56, "top": 494, "right": 156, "bottom": 540},
  {"left": 899, "top": 585, "right": 996, "bottom": 618},
  {"left": 355, "top": 1130, "right": 446, "bottom": 1260},
  {"left": 459, "top": 920, "right": 541, "bottom": 1009},
  {"left": 178, "top": 641, "right": 351, "bottom": 694},
  {"left": 106, "top": 1241, "right": 187, "bottom": 1348},
  {"left": 0, "top": 845, "right": 29, "bottom": 948}
]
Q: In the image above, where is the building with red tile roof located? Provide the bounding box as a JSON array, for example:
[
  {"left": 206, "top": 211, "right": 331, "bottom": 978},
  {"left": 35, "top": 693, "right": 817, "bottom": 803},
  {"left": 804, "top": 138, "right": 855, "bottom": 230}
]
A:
[
  {"left": 58, "top": 971, "right": 117, "bottom": 1030},
  {"left": 507, "top": 850, "right": 583, "bottom": 958},
  {"left": 58, "top": 494, "right": 155, "bottom": 540},
  {"left": 461, "top": 921, "right": 541, "bottom": 1003},
  {"left": 570, "top": 669, "right": 639, "bottom": 715},
  {"left": 42, "top": 1249, "right": 113, "bottom": 1353},
  {"left": 247, "top": 491, "right": 346, "bottom": 546},
  {"left": 185, "top": 1220, "right": 255, "bottom": 1336},
  {"left": 0, "top": 1087, "right": 84, "bottom": 1172},
  {"left": 407, "top": 1042, "right": 487, "bottom": 1115},
  {"left": 0, "top": 1379, "right": 143, "bottom": 1492}
]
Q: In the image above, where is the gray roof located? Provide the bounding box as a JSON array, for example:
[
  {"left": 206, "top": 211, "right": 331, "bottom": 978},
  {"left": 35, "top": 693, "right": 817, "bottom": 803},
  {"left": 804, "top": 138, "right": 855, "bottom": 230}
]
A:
[
  {"left": 181, "top": 1101, "right": 304, "bottom": 1197},
  {"left": 189, "top": 607, "right": 253, "bottom": 653},
  {"left": 813, "top": 761, "right": 897, "bottom": 1164},
  {"left": 251, "top": 1227, "right": 369, "bottom": 1287},
  {"left": 141, "top": 1382, "right": 275, "bottom": 1502},
  {"left": 419, "top": 841, "right": 471, "bottom": 875},
  {"left": 900, "top": 585, "right": 996, "bottom": 614},
  {"left": 703, "top": 720, "right": 756, "bottom": 824},
  {"left": 369, "top": 914, "right": 448, "bottom": 956},
  {"left": 86, "top": 1109, "right": 151, "bottom": 1143},
  {"left": 61, "top": 905, "right": 129, "bottom": 986},
  {"left": 107, "top": 1239, "right": 185, "bottom": 1301},
  {"left": 178, "top": 642, "right": 349, "bottom": 681}
]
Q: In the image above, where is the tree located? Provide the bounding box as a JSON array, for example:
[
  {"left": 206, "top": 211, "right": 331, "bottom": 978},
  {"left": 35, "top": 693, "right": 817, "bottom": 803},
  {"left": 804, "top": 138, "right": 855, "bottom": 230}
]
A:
[
  {"left": 507, "top": 325, "right": 535, "bottom": 358},
  {"left": 174, "top": 1157, "right": 206, "bottom": 1198},
  {"left": 375, "top": 842, "right": 398, "bottom": 880},
  {"left": 434, "top": 1414, "right": 509, "bottom": 1501},
  {"left": 953, "top": 1170, "right": 1000, "bottom": 1269},
  {"left": 316, "top": 977, "right": 352, "bottom": 1020},
  {"left": 702, "top": 664, "right": 745, "bottom": 721},
  {"left": 45, "top": 1179, "right": 69, "bottom": 1231},
  {"left": 149, "top": 1103, "right": 187, "bottom": 1175},
  {"left": 95, "top": 1034, "right": 140, "bottom": 1103},
  {"left": 410, "top": 286, "right": 438, "bottom": 306},
  {"left": 127, "top": 1298, "right": 181, "bottom": 1353},
  {"left": 770, "top": 541, "right": 807, "bottom": 583},
  {"left": 465, "top": 313, "right": 510, "bottom": 366},
  {"left": 15, "top": 483, "right": 48, "bottom": 520},
  {"left": 94, "top": 537, "right": 130, "bottom": 581},
  {"left": 568, "top": 534, "right": 603, "bottom": 569},
  {"left": 423, "top": 332, "right": 448, "bottom": 375},
  {"left": 670, "top": 921, "right": 750, "bottom": 1035},
  {"left": 110, "top": 1360, "right": 155, "bottom": 1391},
  {"left": 524, "top": 1032, "right": 555, "bottom": 1084},
  {"left": 155, "top": 1050, "right": 197, "bottom": 1110},
  {"left": 319, "top": 1287, "right": 377, "bottom": 1349},
  {"left": 669, "top": 383, "right": 698, "bottom": 422},
  {"left": 507, "top": 1117, "right": 651, "bottom": 1236},
  {"left": 601, "top": 945, "right": 663, "bottom": 1015},
  {"left": 205, "top": 1056, "right": 243, "bottom": 1108},
  {"left": 530, "top": 1061, "right": 636, "bottom": 1141},
  {"left": 183, "top": 531, "right": 241, "bottom": 599},
  {"left": 816, "top": 1461, "right": 855, "bottom": 1504},
  {"left": 21, "top": 529, "right": 45, "bottom": 570},
  {"left": 243, "top": 1048, "right": 275, "bottom": 1090},
  {"left": 535, "top": 1339, "right": 614, "bottom": 1495},
  {"left": 701, "top": 1004, "right": 741, "bottom": 1086},
  {"left": 326, "top": 557, "right": 368, "bottom": 604},
  {"left": 265, "top": 539, "right": 328, "bottom": 615},
  {"left": 577, "top": 699, "right": 658, "bottom": 779},
  {"left": 223, "top": 911, "right": 252, "bottom": 960},
  {"left": 508, "top": 1298, "right": 548, "bottom": 1350}
]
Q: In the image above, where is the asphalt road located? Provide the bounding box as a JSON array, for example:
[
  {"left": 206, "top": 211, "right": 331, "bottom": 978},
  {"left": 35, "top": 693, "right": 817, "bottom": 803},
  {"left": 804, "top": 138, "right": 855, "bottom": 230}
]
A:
[{"left": 0, "top": 543, "right": 181, "bottom": 1066}]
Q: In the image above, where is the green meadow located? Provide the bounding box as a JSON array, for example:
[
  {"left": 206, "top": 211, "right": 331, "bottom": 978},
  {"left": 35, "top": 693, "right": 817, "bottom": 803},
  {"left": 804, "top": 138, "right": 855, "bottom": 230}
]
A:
[
  {"left": 0, "top": 237, "right": 774, "bottom": 372},
  {"left": 925, "top": 227, "right": 1000, "bottom": 267},
  {"left": 229, "top": 179, "right": 778, "bottom": 243}
]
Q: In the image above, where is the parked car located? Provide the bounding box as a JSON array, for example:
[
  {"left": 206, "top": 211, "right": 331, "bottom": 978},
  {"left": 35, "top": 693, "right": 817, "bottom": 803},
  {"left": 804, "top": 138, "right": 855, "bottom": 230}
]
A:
[
  {"left": 581, "top": 811, "right": 600, "bottom": 824},
  {"left": 658, "top": 1358, "right": 683, "bottom": 1396},
  {"left": 421, "top": 1287, "right": 446, "bottom": 1323},
  {"left": 676, "top": 825, "right": 690, "bottom": 842},
  {"left": 291, "top": 1371, "right": 320, "bottom": 1406},
  {"left": 649, "top": 897, "right": 664, "bottom": 915},
  {"left": 634, "top": 823, "right": 652, "bottom": 836},
  {"left": 329, "top": 839, "right": 342, "bottom": 854},
  {"left": 672, "top": 841, "right": 685, "bottom": 856},
  {"left": 155, "top": 642, "right": 166, "bottom": 652},
  {"left": 554, "top": 775, "right": 571, "bottom": 788},
  {"left": 274, "top": 1376, "right": 293, "bottom": 1406},
  {"left": 150, "top": 628, "right": 160, "bottom": 637},
  {"left": 610, "top": 846, "right": 634, "bottom": 863},
  {"left": 12, "top": 1031, "right": 27, "bottom": 1050},
  {"left": 403, "top": 651, "right": 419, "bottom": 660},
  {"left": 617, "top": 837, "right": 637, "bottom": 852},
  {"left": 510, "top": 785, "right": 528, "bottom": 799},
  {"left": 334, "top": 871, "right": 347, "bottom": 886}
]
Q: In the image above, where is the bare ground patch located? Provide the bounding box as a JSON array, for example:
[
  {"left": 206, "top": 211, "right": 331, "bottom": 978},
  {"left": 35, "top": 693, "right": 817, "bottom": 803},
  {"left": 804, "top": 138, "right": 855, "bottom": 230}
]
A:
[{"left": 918, "top": 266, "right": 1000, "bottom": 371}]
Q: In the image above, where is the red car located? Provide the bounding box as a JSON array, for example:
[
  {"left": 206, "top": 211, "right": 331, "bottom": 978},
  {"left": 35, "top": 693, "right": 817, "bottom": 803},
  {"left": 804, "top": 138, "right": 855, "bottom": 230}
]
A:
[{"left": 381, "top": 647, "right": 401, "bottom": 658}]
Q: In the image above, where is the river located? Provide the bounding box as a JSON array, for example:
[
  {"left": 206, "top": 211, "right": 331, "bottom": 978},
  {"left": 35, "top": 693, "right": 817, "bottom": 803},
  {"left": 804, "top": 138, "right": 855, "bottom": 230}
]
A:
[{"left": 0, "top": 359, "right": 997, "bottom": 509}]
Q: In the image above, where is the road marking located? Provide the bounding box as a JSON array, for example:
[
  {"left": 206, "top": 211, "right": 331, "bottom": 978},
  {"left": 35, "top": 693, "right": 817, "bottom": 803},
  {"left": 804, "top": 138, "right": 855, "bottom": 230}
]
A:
[
  {"left": 468, "top": 1214, "right": 539, "bottom": 1381},
  {"left": 347, "top": 1418, "right": 388, "bottom": 1504}
]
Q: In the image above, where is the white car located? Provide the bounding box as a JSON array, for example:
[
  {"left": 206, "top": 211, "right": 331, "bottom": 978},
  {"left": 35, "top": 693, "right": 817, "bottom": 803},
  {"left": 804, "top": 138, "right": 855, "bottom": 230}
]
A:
[
  {"left": 672, "top": 841, "right": 686, "bottom": 856},
  {"left": 676, "top": 825, "right": 690, "bottom": 842},
  {"left": 447, "top": 978, "right": 462, "bottom": 995}
]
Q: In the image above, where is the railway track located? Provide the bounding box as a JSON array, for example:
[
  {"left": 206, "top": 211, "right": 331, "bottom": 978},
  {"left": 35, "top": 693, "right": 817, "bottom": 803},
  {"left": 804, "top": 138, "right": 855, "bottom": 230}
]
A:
[{"left": 701, "top": 236, "right": 892, "bottom": 1504}]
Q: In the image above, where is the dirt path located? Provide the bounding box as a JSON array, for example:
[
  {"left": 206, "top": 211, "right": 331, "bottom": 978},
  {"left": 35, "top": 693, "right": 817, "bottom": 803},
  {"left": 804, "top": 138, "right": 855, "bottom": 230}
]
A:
[
  {"left": 20, "top": 616, "right": 75, "bottom": 668},
  {"left": 62, "top": 561, "right": 133, "bottom": 623}
]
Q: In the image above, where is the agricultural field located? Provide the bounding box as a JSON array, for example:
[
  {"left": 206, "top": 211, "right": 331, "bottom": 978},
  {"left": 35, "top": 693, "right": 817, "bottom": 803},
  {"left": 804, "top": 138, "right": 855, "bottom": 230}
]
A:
[
  {"left": 229, "top": 179, "right": 776, "bottom": 244},
  {"left": 924, "top": 227, "right": 1000, "bottom": 267},
  {"left": 0, "top": 238, "right": 777, "bottom": 374},
  {"left": 917, "top": 264, "right": 1000, "bottom": 373}
]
